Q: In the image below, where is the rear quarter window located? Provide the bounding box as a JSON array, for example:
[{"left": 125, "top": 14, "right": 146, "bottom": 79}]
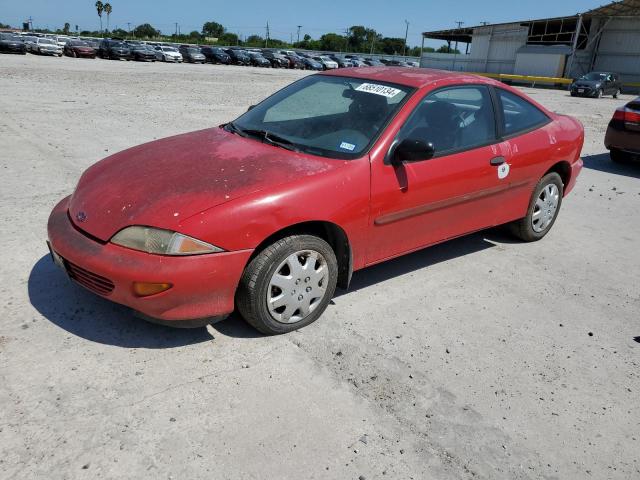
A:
[{"left": 497, "top": 89, "right": 549, "bottom": 137}]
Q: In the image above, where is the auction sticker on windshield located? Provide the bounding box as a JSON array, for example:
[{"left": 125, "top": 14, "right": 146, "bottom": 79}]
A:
[{"left": 355, "top": 83, "right": 402, "bottom": 98}]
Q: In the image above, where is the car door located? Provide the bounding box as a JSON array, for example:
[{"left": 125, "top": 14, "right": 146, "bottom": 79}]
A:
[{"left": 367, "top": 84, "right": 510, "bottom": 265}]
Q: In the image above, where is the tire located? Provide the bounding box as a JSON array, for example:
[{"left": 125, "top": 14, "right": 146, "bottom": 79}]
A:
[
  {"left": 509, "top": 172, "right": 564, "bottom": 242},
  {"left": 597, "top": 89, "right": 603, "bottom": 99},
  {"left": 610, "top": 149, "right": 631, "bottom": 164},
  {"left": 236, "top": 235, "right": 338, "bottom": 335},
  {"left": 613, "top": 89, "right": 620, "bottom": 99}
]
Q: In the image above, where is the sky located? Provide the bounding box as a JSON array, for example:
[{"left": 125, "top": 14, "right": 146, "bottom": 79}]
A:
[{"left": 0, "top": 0, "right": 606, "bottom": 47}]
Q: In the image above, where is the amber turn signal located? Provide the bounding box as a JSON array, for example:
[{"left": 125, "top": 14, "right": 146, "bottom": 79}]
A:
[{"left": 132, "top": 282, "right": 173, "bottom": 297}]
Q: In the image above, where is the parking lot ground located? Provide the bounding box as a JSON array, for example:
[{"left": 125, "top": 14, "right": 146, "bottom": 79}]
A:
[{"left": 1, "top": 55, "right": 639, "bottom": 479}]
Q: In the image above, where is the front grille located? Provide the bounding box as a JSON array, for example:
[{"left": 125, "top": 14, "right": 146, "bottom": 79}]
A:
[{"left": 65, "top": 260, "right": 115, "bottom": 296}]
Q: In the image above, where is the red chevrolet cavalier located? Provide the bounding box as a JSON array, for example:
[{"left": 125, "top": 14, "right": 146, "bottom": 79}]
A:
[{"left": 47, "top": 68, "right": 584, "bottom": 334}]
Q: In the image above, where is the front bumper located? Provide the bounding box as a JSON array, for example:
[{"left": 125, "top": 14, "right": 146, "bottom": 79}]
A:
[
  {"left": 570, "top": 86, "right": 600, "bottom": 97},
  {"left": 47, "top": 197, "right": 253, "bottom": 321}
]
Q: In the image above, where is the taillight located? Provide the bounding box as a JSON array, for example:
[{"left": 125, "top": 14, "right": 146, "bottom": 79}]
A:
[{"left": 614, "top": 107, "right": 640, "bottom": 126}]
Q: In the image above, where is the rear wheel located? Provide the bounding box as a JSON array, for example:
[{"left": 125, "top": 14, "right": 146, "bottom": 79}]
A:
[
  {"left": 509, "top": 172, "right": 563, "bottom": 242},
  {"left": 236, "top": 235, "right": 338, "bottom": 335},
  {"left": 610, "top": 149, "right": 632, "bottom": 163}
]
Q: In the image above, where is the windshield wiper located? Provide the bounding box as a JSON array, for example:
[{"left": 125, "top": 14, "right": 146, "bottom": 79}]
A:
[
  {"left": 223, "top": 121, "right": 247, "bottom": 137},
  {"left": 237, "top": 128, "right": 301, "bottom": 152}
]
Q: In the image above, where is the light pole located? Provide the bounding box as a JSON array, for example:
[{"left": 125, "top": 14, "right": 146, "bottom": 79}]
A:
[
  {"left": 297, "top": 25, "right": 302, "bottom": 43},
  {"left": 402, "top": 20, "right": 409, "bottom": 57}
]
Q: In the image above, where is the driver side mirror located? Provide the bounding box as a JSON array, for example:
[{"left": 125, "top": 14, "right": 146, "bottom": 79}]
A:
[
  {"left": 247, "top": 105, "right": 256, "bottom": 111},
  {"left": 392, "top": 138, "right": 435, "bottom": 164}
]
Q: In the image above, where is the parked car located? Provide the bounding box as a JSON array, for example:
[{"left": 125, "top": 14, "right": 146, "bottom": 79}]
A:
[
  {"left": 312, "top": 55, "right": 338, "bottom": 70},
  {"left": 179, "top": 45, "right": 206, "bottom": 63},
  {"left": 98, "top": 40, "right": 132, "bottom": 60},
  {"left": 129, "top": 44, "right": 156, "bottom": 62},
  {"left": 32, "top": 37, "right": 63, "bottom": 56},
  {"left": 247, "top": 51, "right": 271, "bottom": 67},
  {"left": 261, "top": 50, "right": 288, "bottom": 68},
  {"left": 20, "top": 35, "right": 38, "bottom": 52},
  {"left": 0, "top": 33, "right": 27, "bottom": 54},
  {"left": 605, "top": 97, "right": 640, "bottom": 163},
  {"left": 284, "top": 54, "right": 305, "bottom": 69},
  {"left": 300, "top": 57, "right": 323, "bottom": 70},
  {"left": 47, "top": 68, "right": 584, "bottom": 334},
  {"left": 154, "top": 45, "right": 183, "bottom": 63},
  {"left": 570, "top": 72, "right": 622, "bottom": 98},
  {"left": 224, "top": 48, "right": 250, "bottom": 65},
  {"left": 200, "top": 46, "right": 230, "bottom": 64},
  {"left": 406, "top": 61, "right": 420, "bottom": 68},
  {"left": 63, "top": 39, "right": 96, "bottom": 58},
  {"left": 364, "top": 58, "right": 384, "bottom": 67},
  {"left": 328, "top": 55, "right": 352, "bottom": 68}
]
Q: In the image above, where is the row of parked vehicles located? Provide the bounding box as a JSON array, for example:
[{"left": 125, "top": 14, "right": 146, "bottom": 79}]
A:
[{"left": 0, "top": 32, "right": 419, "bottom": 70}]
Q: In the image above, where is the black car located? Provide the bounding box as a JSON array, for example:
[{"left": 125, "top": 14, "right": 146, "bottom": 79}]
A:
[
  {"left": 247, "top": 51, "right": 271, "bottom": 67},
  {"left": 605, "top": 97, "right": 640, "bottom": 163},
  {"left": 0, "top": 33, "right": 27, "bottom": 54},
  {"left": 224, "top": 48, "right": 250, "bottom": 65},
  {"left": 300, "top": 57, "right": 323, "bottom": 71},
  {"left": 98, "top": 40, "right": 132, "bottom": 60},
  {"left": 129, "top": 44, "right": 156, "bottom": 62},
  {"left": 285, "top": 54, "right": 305, "bottom": 69},
  {"left": 200, "top": 46, "right": 230, "bottom": 64},
  {"left": 179, "top": 45, "right": 206, "bottom": 63},
  {"left": 261, "top": 50, "right": 288, "bottom": 68},
  {"left": 570, "top": 72, "right": 622, "bottom": 98}
]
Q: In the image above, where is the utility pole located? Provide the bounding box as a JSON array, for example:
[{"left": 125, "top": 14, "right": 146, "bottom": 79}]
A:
[
  {"left": 174, "top": 22, "right": 178, "bottom": 37},
  {"left": 265, "top": 21, "right": 270, "bottom": 48},
  {"left": 402, "top": 20, "right": 409, "bottom": 57},
  {"left": 127, "top": 22, "right": 131, "bottom": 39},
  {"left": 297, "top": 25, "right": 302, "bottom": 43}
]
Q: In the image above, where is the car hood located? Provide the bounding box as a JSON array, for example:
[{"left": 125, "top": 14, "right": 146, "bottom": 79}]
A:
[{"left": 68, "top": 127, "right": 345, "bottom": 241}]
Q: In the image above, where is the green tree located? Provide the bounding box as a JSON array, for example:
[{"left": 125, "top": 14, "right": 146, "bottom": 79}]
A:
[
  {"left": 134, "top": 23, "right": 159, "bottom": 38},
  {"left": 63, "top": 22, "right": 70, "bottom": 34},
  {"left": 111, "top": 28, "right": 128, "bottom": 37},
  {"left": 104, "top": 3, "right": 112, "bottom": 32},
  {"left": 319, "top": 33, "right": 346, "bottom": 52},
  {"left": 95, "top": 1, "right": 103, "bottom": 32},
  {"left": 188, "top": 30, "right": 201, "bottom": 39},
  {"left": 217, "top": 32, "right": 239, "bottom": 45},
  {"left": 379, "top": 37, "right": 405, "bottom": 55},
  {"left": 245, "top": 34, "right": 264, "bottom": 46},
  {"left": 436, "top": 44, "right": 460, "bottom": 54},
  {"left": 202, "top": 21, "right": 224, "bottom": 38}
]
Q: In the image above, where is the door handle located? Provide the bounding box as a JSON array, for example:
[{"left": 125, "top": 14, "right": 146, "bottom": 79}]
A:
[{"left": 490, "top": 156, "right": 506, "bottom": 166}]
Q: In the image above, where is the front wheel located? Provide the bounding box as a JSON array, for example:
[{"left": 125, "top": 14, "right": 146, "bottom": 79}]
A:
[
  {"left": 509, "top": 172, "right": 563, "bottom": 242},
  {"left": 236, "top": 235, "right": 338, "bottom": 335},
  {"left": 613, "top": 89, "right": 620, "bottom": 99},
  {"left": 597, "top": 89, "right": 603, "bottom": 99}
]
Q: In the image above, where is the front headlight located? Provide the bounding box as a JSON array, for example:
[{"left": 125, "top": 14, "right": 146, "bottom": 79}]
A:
[{"left": 111, "top": 226, "right": 224, "bottom": 255}]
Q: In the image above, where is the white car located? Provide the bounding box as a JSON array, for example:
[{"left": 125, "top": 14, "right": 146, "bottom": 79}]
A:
[
  {"left": 313, "top": 55, "right": 338, "bottom": 70},
  {"left": 154, "top": 46, "right": 183, "bottom": 63},
  {"left": 32, "top": 38, "right": 63, "bottom": 56}
]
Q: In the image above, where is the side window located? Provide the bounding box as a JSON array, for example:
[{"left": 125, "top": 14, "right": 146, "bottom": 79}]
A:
[
  {"left": 497, "top": 89, "right": 548, "bottom": 137},
  {"left": 397, "top": 86, "right": 496, "bottom": 156}
]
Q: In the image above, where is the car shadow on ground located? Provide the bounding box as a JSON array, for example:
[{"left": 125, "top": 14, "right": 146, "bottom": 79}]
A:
[
  {"left": 634, "top": 336, "right": 640, "bottom": 344},
  {"left": 335, "top": 229, "right": 504, "bottom": 298},
  {"left": 582, "top": 153, "right": 640, "bottom": 179},
  {"left": 28, "top": 255, "right": 214, "bottom": 348}
]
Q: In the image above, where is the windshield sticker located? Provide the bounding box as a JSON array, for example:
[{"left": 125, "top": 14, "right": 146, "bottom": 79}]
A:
[
  {"left": 339, "top": 141, "right": 356, "bottom": 151},
  {"left": 355, "top": 83, "right": 402, "bottom": 98}
]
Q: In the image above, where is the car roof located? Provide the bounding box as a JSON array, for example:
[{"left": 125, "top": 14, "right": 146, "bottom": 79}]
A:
[{"left": 320, "top": 67, "right": 502, "bottom": 89}]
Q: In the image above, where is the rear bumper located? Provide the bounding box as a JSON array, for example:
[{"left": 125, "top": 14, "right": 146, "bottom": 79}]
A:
[
  {"left": 605, "top": 124, "right": 640, "bottom": 154},
  {"left": 565, "top": 157, "right": 583, "bottom": 196},
  {"left": 47, "top": 196, "right": 253, "bottom": 321}
]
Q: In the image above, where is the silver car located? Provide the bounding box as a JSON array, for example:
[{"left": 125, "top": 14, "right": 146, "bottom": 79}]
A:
[{"left": 32, "top": 38, "right": 62, "bottom": 56}]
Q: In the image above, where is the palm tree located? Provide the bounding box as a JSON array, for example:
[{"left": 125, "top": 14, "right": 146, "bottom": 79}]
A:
[
  {"left": 95, "top": 1, "right": 104, "bottom": 33},
  {"left": 104, "top": 3, "right": 112, "bottom": 32}
]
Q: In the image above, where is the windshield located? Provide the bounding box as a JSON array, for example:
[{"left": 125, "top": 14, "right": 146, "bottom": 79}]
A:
[
  {"left": 580, "top": 72, "right": 608, "bottom": 81},
  {"left": 69, "top": 40, "right": 89, "bottom": 46},
  {"left": 163, "top": 47, "right": 178, "bottom": 52},
  {"left": 39, "top": 39, "right": 55, "bottom": 45},
  {"left": 185, "top": 47, "right": 199, "bottom": 53},
  {"left": 229, "top": 75, "right": 412, "bottom": 159}
]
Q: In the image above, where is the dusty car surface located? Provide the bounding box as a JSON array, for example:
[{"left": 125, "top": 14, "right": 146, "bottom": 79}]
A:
[{"left": 47, "top": 67, "right": 584, "bottom": 334}]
